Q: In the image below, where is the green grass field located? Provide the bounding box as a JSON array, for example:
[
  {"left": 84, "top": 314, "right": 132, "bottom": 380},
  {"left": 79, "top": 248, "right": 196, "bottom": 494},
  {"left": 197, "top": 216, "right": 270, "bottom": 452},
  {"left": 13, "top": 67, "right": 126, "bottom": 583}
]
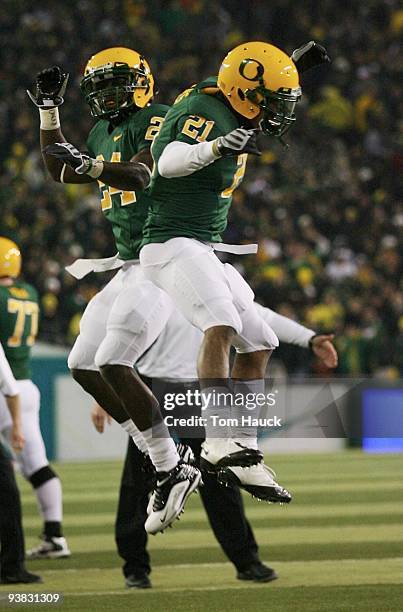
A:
[{"left": 1, "top": 451, "right": 402, "bottom": 611}]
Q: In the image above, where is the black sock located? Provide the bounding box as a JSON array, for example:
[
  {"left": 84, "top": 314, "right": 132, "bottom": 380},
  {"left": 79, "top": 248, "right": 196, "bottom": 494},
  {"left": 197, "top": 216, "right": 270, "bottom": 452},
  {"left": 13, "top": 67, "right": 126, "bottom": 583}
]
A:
[{"left": 44, "top": 521, "right": 62, "bottom": 539}]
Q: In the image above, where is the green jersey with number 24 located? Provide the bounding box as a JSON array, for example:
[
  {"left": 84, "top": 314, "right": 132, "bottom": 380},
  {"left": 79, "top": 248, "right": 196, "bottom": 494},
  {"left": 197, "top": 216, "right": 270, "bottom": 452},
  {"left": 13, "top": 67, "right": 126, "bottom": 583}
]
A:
[
  {"left": 86, "top": 103, "right": 169, "bottom": 260},
  {"left": 142, "top": 78, "right": 248, "bottom": 245}
]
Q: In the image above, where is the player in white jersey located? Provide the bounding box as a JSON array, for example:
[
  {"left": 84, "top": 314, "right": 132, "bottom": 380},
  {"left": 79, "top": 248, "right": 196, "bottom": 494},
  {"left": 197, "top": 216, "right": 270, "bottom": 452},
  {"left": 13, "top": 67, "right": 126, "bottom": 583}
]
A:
[
  {"left": 137, "top": 303, "right": 335, "bottom": 378},
  {"left": 0, "top": 386, "right": 70, "bottom": 560},
  {"left": 92, "top": 302, "right": 336, "bottom": 586},
  {"left": 137, "top": 303, "right": 337, "bottom": 499}
]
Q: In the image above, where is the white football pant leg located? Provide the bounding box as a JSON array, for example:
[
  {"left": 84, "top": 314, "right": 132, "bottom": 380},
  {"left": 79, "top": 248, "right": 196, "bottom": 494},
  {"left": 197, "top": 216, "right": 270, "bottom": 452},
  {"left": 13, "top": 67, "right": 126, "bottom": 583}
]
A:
[
  {"left": 1, "top": 381, "right": 48, "bottom": 478},
  {"left": 67, "top": 270, "right": 124, "bottom": 371},
  {"left": 94, "top": 265, "right": 175, "bottom": 367},
  {"left": 222, "top": 262, "right": 278, "bottom": 351},
  {"left": 0, "top": 381, "right": 63, "bottom": 523},
  {"left": 140, "top": 238, "right": 242, "bottom": 333},
  {"left": 140, "top": 238, "right": 277, "bottom": 350}
]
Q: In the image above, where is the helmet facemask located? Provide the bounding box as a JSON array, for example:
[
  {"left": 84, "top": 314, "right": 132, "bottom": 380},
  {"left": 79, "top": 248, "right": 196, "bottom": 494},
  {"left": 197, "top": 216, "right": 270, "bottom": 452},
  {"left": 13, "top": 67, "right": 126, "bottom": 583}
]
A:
[
  {"left": 245, "top": 85, "right": 301, "bottom": 138},
  {"left": 81, "top": 63, "right": 151, "bottom": 120}
]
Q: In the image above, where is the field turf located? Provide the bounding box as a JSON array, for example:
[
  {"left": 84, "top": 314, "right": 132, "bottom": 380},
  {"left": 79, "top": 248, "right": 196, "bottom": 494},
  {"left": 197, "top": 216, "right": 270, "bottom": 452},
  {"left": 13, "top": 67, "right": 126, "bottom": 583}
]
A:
[{"left": 1, "top": 451, "right": 402, "bottom": 611}]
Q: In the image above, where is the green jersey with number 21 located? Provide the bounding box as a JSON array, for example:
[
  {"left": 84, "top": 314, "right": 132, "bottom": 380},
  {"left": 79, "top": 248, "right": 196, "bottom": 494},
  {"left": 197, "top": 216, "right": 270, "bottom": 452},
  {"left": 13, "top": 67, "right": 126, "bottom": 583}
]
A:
[
  {"left": 86, "top": 103, "right": 169, "bottom": 260},
  {"left": 142, "top": 78, "right": 248, "bottom": 245}
]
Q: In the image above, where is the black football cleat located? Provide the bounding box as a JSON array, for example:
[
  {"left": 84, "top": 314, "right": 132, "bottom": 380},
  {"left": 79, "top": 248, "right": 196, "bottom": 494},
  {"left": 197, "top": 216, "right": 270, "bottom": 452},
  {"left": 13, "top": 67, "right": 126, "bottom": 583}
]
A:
[
  {"left": 146, "top": 443, "right": 196, "bottom": 514},
  {"left": 218, "top": 463, "right": 292, "bottom": 503},
  {"left": 237, "top": 562, "right": 278, "bottom": 583},
  {"left": 125, "top": 573, "right": 152, "bottom": 589},
  {"left": 200, "top": 439, "right": 263, "bottom": 472},
  {"left": 1, "top": 570, "right": 43, "bottom": 584},
  {"left": 145, "top": 461, "right": 202, "bottom": 534}
]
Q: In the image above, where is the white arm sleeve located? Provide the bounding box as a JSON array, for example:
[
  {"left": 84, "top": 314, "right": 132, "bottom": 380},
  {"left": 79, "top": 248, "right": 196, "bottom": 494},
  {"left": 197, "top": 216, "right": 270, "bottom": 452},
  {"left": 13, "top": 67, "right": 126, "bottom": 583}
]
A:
[
  {"left": 255, "top": 303, "right": 315, "bottom": 349},
  {"left": 0, "top": 342, "right": 18, "bottom": 396},
  {"left": 158, "top": 140, "right": 219, "bottom": 178}
]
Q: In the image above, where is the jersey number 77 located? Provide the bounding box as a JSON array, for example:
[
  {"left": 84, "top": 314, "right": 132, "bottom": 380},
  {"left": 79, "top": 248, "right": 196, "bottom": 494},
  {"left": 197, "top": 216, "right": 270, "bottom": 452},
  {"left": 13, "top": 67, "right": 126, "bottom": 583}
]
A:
[{"left": 7, "top": 298, "right": 39, "bottom": 347}]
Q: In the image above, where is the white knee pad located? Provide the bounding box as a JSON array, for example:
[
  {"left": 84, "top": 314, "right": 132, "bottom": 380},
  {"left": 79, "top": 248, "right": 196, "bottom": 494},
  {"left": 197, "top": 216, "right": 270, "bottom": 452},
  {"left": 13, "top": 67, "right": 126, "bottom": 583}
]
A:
[
  {"left": 234, "top": 302, "right": 279, "bottom": 353},
  {"left": 94, "top": 280, "right": 174, "bottom": 367},
  {"left": 68, "top": 335, "right": 98, "bottom": 371}
]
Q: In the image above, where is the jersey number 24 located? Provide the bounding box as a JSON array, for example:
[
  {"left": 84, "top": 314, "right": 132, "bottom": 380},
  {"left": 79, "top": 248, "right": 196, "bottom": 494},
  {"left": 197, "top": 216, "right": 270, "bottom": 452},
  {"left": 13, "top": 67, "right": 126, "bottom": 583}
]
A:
[
  {"left": 97, "top": 116, "right": 164, "bottom": 211},
  {"left": 97, "top": 151, "right": 136, "bottom": 211}
]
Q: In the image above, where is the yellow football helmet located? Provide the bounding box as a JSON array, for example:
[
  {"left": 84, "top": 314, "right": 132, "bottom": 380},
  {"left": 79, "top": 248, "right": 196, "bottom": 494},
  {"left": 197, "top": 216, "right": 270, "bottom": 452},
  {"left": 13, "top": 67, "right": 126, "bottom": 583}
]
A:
[
  {"left": 218, "top": 41, "right": 301, "bottom": 137},
  {"left": 81, "top": 47, "right": 155, "bottom": 119},
  {"left": 0, "top": 237, "right": 21, "bottom": 278}
]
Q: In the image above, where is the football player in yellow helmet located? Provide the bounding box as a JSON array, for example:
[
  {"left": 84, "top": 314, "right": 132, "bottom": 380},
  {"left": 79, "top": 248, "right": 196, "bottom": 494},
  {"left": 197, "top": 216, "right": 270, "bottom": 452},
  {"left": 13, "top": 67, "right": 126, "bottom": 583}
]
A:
[
  {"left": 140, "top": 39, "right": 330, "bottom": 509},
  {"left": 28, "top": 47, "right": 203, "bottom": 536},
  {"left": 80, "top": 47, "right": 155, "bottom": 121},
  {"left": 216, "top": 39, "right": 330, "bottom": 139},
  {"left": 0, "top": 237, "right": 21, "bottom": 278},
  {"left": 0, "top": 237, "right": 71, "bottom": 560},
  {"left": 27, "top": 47, "right": 154, "bottom": 188},
  {"left": 217, "top": 41, "right": 301, "bottom": 138}
]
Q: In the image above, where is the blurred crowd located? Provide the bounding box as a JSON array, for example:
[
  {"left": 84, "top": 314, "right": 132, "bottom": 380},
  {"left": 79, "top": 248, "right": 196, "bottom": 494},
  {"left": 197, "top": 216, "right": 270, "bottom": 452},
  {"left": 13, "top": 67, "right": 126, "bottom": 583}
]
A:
[{"left": 0, "top": 0, "right": 402, "bottom": 377}]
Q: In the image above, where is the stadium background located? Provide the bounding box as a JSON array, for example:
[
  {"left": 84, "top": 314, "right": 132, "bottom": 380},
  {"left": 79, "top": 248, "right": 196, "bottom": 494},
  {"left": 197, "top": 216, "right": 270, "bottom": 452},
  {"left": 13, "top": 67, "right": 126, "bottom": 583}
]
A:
[
  {"left": 0, "top": 2, "right": 402, "bottom": 610},
  {"left": 1, "top": 0, "right": 402, "bottom": 378}
]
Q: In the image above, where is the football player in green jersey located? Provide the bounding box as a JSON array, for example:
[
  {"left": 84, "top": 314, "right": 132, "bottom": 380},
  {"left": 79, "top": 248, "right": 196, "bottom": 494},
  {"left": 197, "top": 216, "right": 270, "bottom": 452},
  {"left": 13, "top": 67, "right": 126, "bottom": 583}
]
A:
[
  {"left": 0, "top": 237, "right": 70, "bottom": 559},
  {"left": 28, "top": 41, "right": 329, "bottom": 532},
  {"left": 28, "top": 48, "right": 201, "bottom": 533},
  {"left": 139, "top": 41, "right": 307, "bottom": 496}
]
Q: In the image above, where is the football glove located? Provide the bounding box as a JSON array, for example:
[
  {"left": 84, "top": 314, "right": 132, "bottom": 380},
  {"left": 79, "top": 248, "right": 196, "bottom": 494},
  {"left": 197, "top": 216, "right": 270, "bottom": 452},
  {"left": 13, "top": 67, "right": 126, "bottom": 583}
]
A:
[
  {"left": 214, "top": 128, "right": 261, "bottom": 157},
  {"left": 291, "top": 41, "right": 331, "bottom": 74},
  {"left": 43, "top": 142, "right": 94, "bottom": 174},
  {"left": 27, "top": 66, "right": 69, "bottom": 108}
]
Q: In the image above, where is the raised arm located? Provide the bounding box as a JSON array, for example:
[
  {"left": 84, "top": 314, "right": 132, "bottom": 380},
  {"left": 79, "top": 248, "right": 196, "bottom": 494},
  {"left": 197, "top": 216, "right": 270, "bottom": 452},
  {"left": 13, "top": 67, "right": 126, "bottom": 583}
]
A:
[
  {"left": 27, "top": 66, "right": 92, "bottom": 184},
  {"left": 28, "top": 66, "right": 151, "bottom": 190}
]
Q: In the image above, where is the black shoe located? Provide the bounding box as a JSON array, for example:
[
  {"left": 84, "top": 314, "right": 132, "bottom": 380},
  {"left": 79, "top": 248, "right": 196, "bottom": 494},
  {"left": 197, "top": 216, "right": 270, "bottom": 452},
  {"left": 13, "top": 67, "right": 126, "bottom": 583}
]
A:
[
  {"left": 218, "top": 463, "right": 292, "bottom": 504},
  {"left": 237, "top": 562, "right": 278, "bottom": 583},
  {"left": 1, "top": 570, "right": 43, "bottom": 584},
  {"left": 125, "top": 574, "right": 152, "bottom": 589},
  {"left": 200, "top": 440, "right": 263, "bottom": 473}
]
